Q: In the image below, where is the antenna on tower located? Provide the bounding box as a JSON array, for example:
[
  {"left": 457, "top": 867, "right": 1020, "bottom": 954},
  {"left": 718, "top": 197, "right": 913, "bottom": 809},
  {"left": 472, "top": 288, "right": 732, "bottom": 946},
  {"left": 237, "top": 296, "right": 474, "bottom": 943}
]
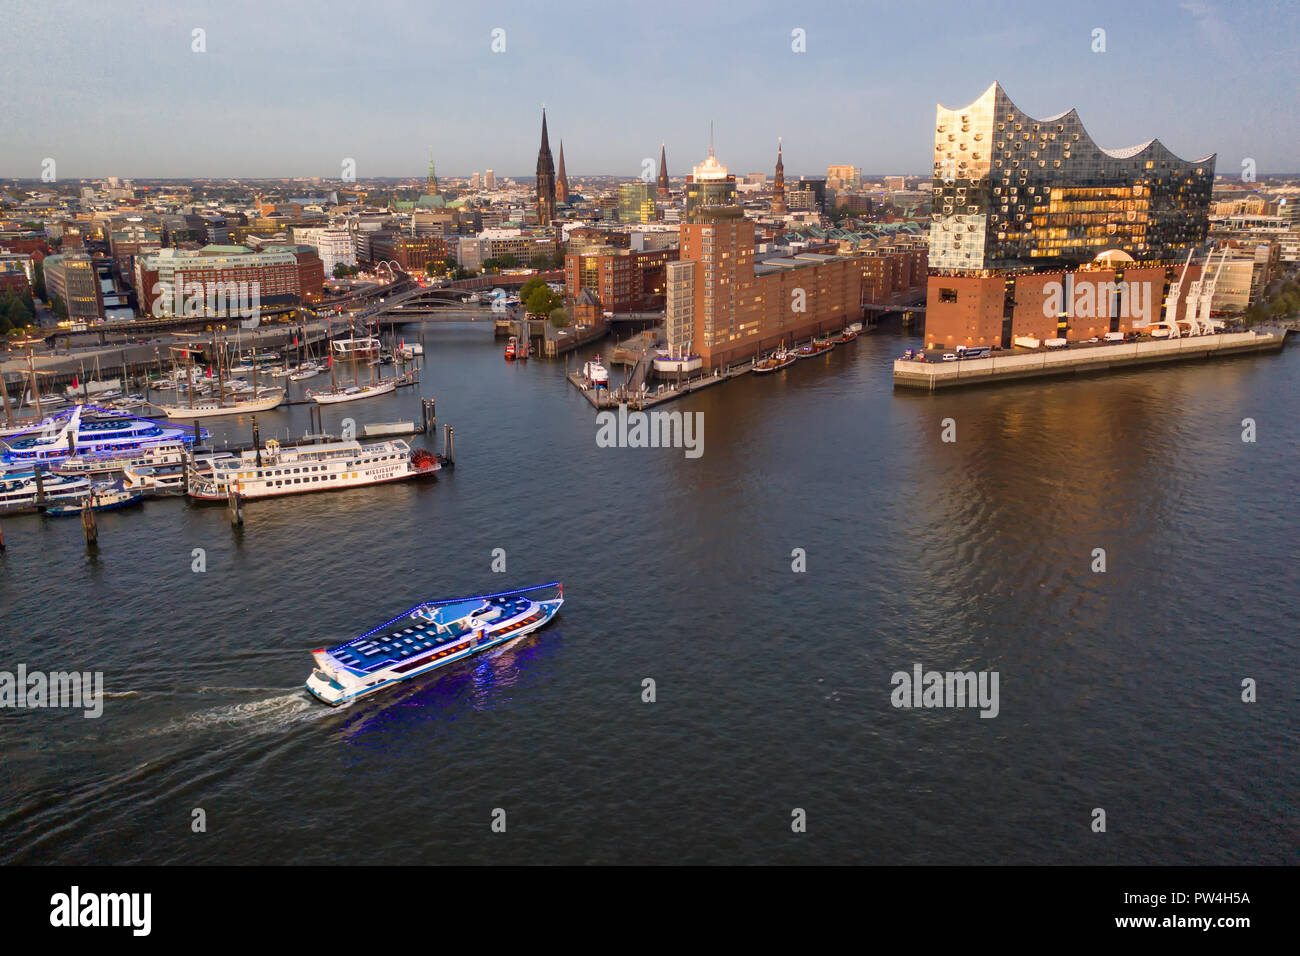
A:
[{"left": 709, "top": 120, "right": 715, "bottom": 156}]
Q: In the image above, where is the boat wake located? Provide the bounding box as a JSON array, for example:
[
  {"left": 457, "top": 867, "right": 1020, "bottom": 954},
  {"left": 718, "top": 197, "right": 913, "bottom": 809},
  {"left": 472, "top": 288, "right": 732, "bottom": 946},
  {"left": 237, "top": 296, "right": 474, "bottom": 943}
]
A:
[{"left": 176, "top": 692, "right": 329, "bottom": 732}]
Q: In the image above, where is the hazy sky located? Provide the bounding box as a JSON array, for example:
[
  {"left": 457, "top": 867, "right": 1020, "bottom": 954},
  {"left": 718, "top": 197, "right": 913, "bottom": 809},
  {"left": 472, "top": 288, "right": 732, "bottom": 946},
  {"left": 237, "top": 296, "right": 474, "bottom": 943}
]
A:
[{"left": 2, "top": 0, "right": 1297, "bottom": 180}]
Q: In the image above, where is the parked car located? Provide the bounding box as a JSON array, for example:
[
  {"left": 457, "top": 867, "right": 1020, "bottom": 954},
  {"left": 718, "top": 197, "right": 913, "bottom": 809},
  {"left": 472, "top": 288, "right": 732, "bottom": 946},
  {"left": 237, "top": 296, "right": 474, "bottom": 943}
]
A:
[{"left": 942, "top": 352, "right": 958, "bottom": 362}]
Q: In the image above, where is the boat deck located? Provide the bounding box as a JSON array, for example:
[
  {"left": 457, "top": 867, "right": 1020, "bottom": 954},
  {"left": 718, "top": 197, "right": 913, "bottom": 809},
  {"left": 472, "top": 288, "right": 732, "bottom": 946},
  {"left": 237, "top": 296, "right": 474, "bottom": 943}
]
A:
[{"left": 327, "top": 595, "right": 535, "bottom": 675}]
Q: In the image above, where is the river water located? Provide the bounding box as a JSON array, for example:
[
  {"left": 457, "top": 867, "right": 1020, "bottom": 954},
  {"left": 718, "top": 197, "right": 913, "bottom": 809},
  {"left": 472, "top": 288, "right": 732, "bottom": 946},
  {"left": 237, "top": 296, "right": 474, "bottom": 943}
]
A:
[{"left": 1, "top": 319, "right": 1296, "bottom": 864}]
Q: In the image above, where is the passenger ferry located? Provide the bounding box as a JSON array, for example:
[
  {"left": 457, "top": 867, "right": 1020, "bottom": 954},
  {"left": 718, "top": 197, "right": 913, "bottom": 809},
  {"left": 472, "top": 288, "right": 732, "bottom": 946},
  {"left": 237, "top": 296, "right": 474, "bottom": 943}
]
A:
[
  {"left": 53, "top": 440, "right": 190, "bottom": 477},
  {"left": 186, "top": 438, "right": 440, "bottom": 501},
  {"left": 0, "top": 471, "right": 92, "bottom": 514},
  {"left": 305, "top": 583, "right": 564, "bottom": 706},
  {"left": 0, "top": 405, "right": 202, "bottom": 470}
]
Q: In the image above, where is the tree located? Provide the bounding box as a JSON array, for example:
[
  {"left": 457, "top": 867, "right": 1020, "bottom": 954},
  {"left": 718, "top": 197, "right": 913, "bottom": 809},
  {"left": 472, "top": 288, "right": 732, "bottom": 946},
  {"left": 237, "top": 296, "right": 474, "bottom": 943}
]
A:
[
  {"left": 51, "top": 295, "right": 68, "bottom": 320},
  {"left": 525, "top": 285, "right": 560, "bottom": 316},
  {"left": 482, "top": 258, "right": 502, "bottom": 272},
  {"left": 518, "top": 276, "right": 547, "bottom": 305},
  {"left": 549, "top": 307, "right": 570, "bottom": 328},
  {"left": 498, "top": 253, "right": 519, "bottom": 269},
  {"left": 33, "top": 261, "right": 46, "bottom": 301}
]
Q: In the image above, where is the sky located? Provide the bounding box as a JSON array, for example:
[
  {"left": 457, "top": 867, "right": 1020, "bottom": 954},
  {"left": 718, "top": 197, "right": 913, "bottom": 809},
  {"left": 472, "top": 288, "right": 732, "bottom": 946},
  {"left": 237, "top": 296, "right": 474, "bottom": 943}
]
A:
[{"left": 1, "top": 0, "right": 1297, "bottom": 180}]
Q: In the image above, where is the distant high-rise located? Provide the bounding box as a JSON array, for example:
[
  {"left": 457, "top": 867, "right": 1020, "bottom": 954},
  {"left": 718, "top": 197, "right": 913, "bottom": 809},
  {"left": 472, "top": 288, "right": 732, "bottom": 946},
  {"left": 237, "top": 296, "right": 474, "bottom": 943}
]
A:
[
  {"left": 486, "top": 169, "right": 495, "bottom": 190},
  {"left": 684, "top": 126, "right": 737, "bottom": 222},
  {"left": 472, "top": 171, "right": 482, "bottom": 190},
  {"left": 536, "top": 109, "right": 557, "bottom": 225},
  {"left": 618, "top": 182, "right": 656, "bottom": 224},
  {"left": 770, "top": 139, "right": 786, "bottom": 216},
  {"left": 556, "top": 140, "right": 570, "bottom": 205},
  {"left": 657, "top": 142, "right": 670, "bottom": 199}
]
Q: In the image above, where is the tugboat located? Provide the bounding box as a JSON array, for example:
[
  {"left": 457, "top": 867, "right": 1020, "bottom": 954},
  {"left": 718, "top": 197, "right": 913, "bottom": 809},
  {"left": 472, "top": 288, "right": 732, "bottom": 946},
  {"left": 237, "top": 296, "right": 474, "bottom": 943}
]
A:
[
  {"left": 836, "top": 322, "right": 864, "bottom": 344},
  {"left": 304, "top": 582, "right": 565, "bottom": 706},
  {"left": 504, "top": 335, "right": 518, "bottom": 361},
  {"left": 795, "top": 337, "right": 835, "bottom": 359},
  {"left": 753, "top": 348, "right": 797, "bottom": 374}
]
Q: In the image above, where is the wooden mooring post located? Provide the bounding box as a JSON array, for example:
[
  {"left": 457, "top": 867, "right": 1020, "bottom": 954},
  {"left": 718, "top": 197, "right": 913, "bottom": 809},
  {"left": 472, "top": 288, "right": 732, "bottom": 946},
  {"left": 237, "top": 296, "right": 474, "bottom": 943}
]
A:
[
  {"left": 441, "top": 423, "right": 455, "bottom": 466},
  {"left": 421, "top": 397, "right": 436, "bottom": 435},
  {"left": 81, "top": 498, "right": 98, "bottom": 548},
  {"left": 227, "top": 487, "right": 243, "bottom": 526},
  {"left": 0, "top": 518, "right": 6, "bottom": 551}
]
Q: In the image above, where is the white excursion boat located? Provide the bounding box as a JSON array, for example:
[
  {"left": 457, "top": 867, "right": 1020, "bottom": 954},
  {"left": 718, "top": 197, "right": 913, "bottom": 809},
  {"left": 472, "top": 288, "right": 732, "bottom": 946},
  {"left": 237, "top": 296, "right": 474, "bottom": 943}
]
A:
[
  {"left": 53, "top": 440, "right": 190, "bottom": 477},
  {"left": 582, "top": 357, "right": 609, "bottom": 388},
  {"left": 0, "top": 470, "right": 92, "bottom": 514},
  {"left": 155, "top": 387, "right": 285, "bottom": 419},
  {"left": 305, "top": 583, "right": 564, "bottom": 706},
  {"left": 122, "top": 452, "right": 236, "bottom": 494},
  {"left": 1, "top": 404, "right": 201, "bottom": 469},
  {"left": 186, "top": 438, "right": 440, "bottom": 501}
]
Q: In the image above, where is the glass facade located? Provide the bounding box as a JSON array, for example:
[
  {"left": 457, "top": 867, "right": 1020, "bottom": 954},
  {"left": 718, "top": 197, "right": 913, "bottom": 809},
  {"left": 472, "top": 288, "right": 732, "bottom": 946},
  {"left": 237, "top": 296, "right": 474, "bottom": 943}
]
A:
[{"left": 931, "top": 83, "right": 1215, "bottom": 271}]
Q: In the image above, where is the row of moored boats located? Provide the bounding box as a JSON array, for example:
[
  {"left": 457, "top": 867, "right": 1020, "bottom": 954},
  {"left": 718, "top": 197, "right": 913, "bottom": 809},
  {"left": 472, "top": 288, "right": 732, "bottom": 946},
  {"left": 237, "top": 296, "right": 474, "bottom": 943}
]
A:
[{"left": 0, "top": 404, "right": 440, "bottom": 515}]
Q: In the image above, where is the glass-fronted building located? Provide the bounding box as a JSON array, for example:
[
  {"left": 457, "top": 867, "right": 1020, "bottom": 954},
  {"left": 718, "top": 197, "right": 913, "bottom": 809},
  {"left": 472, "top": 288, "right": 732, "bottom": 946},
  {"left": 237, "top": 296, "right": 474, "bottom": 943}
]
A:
[{"left": 930, "top": 82, "right": 1215, "bottom": 271}]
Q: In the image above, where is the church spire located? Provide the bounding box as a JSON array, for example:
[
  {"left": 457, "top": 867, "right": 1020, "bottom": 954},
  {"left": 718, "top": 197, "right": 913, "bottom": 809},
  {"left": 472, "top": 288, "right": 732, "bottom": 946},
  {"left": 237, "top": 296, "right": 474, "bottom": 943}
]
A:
[
  {"left": 535, "top": 107, "right": 557, "bottom": 225},
  {"left": 771, "top": 137, "right": 786, "bottom": 216},
  {"left": 657, "top": 140, "right": 670, "bottom": 199},
  {"left": 556, "top": 140, "right": 569, "bottom": 204},
  {"left": 427, "top": 151, "right": 438, "bottom": 197}
]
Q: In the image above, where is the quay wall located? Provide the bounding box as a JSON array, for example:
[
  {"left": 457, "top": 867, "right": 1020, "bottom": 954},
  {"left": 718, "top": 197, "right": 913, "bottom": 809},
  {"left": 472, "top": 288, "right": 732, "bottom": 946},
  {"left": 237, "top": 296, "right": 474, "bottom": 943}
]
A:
[{"left": 892, "top": 331, "right": 1286, "bottom": 390}]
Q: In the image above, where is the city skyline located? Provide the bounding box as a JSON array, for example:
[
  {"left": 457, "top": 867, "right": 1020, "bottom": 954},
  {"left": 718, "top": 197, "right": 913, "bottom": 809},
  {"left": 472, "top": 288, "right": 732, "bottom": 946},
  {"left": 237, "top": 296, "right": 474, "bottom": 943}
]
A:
[{"left": 2, "top": 0, "right": 1297, "bottom": 179}]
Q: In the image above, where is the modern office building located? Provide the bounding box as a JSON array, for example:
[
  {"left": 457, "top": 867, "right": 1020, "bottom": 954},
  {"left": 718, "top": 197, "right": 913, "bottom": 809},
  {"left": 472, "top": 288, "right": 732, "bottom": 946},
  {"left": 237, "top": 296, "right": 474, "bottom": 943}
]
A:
[
  {"left": 827, "top": 165, "right": 860, "bottom": 188},
  {"left": 293, "top": 226, "right": 357, "bottom": 274},
  {"left": 930, "top": 81, "right": 1215, "bottom": 271},
  {"left": 618, "top": 182, "right": 656, "bottom": 224},
  {"left": 43, "top": 252, "right": 102, "bottom": 321}
]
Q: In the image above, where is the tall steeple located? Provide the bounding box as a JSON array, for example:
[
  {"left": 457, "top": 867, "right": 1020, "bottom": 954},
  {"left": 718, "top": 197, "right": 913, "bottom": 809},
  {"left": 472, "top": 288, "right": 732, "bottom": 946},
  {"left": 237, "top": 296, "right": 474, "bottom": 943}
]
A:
[
  {"left": 556, "top": 140, "right": 570, "bottom": 205},
  {"left": 536, "top": 107, "right": 557, "bottom": 225},
  {"left": 427, "top": 152, "right": 439, "bottom": 197},
  {"left": 771, "top": 137, "right": 786, "bottom": 215},
  {"left": 657, "top": 141, "right": 670, "bottom": 199}
]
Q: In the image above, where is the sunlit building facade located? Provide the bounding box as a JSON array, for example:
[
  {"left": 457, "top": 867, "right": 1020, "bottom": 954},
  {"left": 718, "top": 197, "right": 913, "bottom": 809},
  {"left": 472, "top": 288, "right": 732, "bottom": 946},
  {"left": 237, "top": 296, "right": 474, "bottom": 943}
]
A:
[{"left": 930, "top": 82, "right": 1215, "bottom": 271}]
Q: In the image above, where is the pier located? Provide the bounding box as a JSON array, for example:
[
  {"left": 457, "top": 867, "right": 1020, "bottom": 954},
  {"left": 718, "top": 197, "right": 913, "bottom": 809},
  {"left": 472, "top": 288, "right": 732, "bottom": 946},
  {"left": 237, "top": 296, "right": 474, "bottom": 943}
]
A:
[
  {"left": 567, "top": 363, "right": 752, "bottom": 410},
  {"left": 892, "top": 330, "right": 1287, "bottom": 390}
]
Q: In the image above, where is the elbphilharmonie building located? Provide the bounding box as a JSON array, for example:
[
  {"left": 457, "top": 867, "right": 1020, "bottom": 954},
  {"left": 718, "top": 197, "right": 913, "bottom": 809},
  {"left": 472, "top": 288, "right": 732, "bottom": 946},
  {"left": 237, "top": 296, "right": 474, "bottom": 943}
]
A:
[{"left": 929, "top": 82, "right": 1215, "bottom": 272}]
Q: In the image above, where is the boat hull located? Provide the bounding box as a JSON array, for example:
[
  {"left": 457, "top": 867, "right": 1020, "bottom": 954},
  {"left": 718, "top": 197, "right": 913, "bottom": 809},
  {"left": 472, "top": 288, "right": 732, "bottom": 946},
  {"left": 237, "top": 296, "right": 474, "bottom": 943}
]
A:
[
  {"left": 156, "top": 390, "right": 285, "bottom": 418},
  {"left": 309, "top": 381, "right": 397, "bottom": 404}
]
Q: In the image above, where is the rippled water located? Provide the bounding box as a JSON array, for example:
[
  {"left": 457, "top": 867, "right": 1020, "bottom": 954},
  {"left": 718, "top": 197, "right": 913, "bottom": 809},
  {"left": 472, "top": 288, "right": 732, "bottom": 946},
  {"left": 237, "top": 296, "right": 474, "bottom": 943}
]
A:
[{"left": 1, "top": 320, "right": 1297, "bottom": 864}]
